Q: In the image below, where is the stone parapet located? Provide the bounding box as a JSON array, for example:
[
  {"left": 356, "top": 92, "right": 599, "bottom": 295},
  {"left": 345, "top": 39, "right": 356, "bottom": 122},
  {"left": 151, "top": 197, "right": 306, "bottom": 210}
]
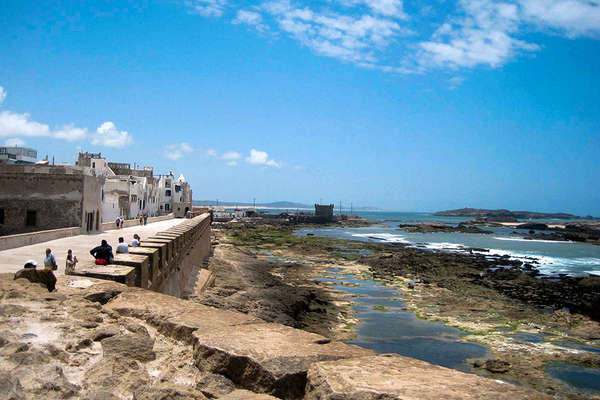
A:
[{"left": 70, "top": 213, "right": 211, "bottom": 293}]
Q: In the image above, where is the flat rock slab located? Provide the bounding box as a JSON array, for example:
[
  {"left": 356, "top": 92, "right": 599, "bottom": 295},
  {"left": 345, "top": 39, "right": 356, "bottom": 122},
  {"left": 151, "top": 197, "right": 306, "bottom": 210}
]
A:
[
  {"left": 192, "top": 322, "right": 373, "bottom": 399},
  {"left": 304, "top": 354, "right": 552, "bottom": 400},
  {"left": 104, "top": 289, "right": 261, "bottom": 342}
]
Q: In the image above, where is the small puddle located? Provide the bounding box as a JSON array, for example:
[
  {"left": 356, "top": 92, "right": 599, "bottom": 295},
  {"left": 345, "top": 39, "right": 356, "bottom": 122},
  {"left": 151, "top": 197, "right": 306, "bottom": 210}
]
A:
[
  {"left": 546, "top": 361, "right": 600, "bottom": 395},
  {"left": 317, "top": 269, "right": 489, "bottom": 372}
]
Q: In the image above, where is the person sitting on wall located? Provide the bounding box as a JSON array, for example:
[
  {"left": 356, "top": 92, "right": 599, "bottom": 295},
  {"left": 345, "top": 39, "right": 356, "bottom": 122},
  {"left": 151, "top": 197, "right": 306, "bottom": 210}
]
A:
[
  {"left": 131, "top": 234, "right": 141, "bottom": 247},
  {"left": 90, "top": 240, "right": 114, "bottom": 265},
  {"left": 44, "top": 248, "right": 58, "bottom": 271},
  {"left": 65, "top": 249, "right": 78, "bottom": 275},
  {"left": 116, "top": 237, "right": 129, "bottom": 254}
]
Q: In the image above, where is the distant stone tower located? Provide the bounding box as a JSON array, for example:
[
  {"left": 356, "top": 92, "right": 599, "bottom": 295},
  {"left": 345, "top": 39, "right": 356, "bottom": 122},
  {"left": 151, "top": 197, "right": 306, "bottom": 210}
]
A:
[{"left": 314, "top": 204, "right": 334, "bottom": 222}]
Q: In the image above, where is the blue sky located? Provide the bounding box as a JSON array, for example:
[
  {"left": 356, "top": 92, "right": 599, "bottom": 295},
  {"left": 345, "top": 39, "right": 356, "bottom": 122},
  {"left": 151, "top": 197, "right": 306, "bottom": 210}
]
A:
[{"left": 1, "top": 0, "right": 599, "bottom": 214}]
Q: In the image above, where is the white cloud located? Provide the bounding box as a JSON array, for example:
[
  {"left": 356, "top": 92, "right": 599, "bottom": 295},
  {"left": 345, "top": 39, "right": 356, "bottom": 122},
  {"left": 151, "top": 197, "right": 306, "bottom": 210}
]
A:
[
  {"left": 0, "top": 86, "right": 6, "bottom": 105},
  {"left": 164, "top": 142, "right": 195, "bottom": 160},
  {"left": 180, "top": 142, "right": 194, "bottom": 152},
  {"left": 91, "top": 122, "right": 133, "bottom": 149},
  {"left": 0, "top": 110, "right": 51, "bottom": 138},
  {"left": 233, "top": 10, "right": 268, "bottom": 31},
  {"left": 341, "top": 0, "right": 407, "bottom": 18},
  {"left": 246, "top": 148, "right": 280, "bottom": 167},
  {"left": 227, "top": 160, "right": 238, "bottom": 166},
  {"left": 261, "top": 1, "right": 409, "bottom": 64},
  {"left": 4, "top": 137, "right": 26, "bottom": 147},
  {"left": 53, "top": 124, "right": 88, "bottom": 141},
  {"left": 221, "top": 150, "right": 241, "bottom": 160},
  {"left": 418, "top": 0, "right": 539, "bottom": 68},
  {"left": 448, "top": 76, "right": 465, "bottom": 89},
  {"left": 519, "top": 0, "right": 600, "bottom": 37},
  {"left": 206, "top": 149, "right": 218, "bottom": 157},
  {"left": 186, "top": 0, "right": 228, "bottom": 16}
]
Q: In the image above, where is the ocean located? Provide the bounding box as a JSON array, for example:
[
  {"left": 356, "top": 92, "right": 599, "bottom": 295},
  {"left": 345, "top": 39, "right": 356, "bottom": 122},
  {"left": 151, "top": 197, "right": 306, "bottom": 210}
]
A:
[{"left": 293, "top": 211, "right": 600, "bottom": 277}]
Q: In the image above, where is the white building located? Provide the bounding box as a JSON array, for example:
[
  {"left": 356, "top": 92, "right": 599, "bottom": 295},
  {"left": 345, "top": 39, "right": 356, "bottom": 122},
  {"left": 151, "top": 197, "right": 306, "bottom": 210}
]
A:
[
  {"left": 76, "top": 152, "right": 192, "bottom": 223},
  {"left": 0, "top": 146, "right": 37, "bottom": 164}
]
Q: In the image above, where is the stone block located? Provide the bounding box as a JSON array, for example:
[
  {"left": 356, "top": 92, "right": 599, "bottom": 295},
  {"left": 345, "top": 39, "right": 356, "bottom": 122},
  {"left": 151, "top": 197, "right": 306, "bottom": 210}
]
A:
[
  {"left": 128, "top": 247, "right": 160, "bottom": 285},
  {"left": 112, "top": 254, "right": 150, "bottom": 289},
  {"left": 71, "top": 264, "right": 136, "bottom": 286}
]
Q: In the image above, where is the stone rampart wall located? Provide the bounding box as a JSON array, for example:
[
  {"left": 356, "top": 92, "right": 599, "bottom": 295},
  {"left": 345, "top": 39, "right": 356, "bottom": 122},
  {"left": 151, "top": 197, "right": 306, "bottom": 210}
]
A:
[
  {"left": 74, "top": 213, "right": 211, "bottom": 297},
  {"left": 0, "top": 226, "right": 82, "bottom": 251}
]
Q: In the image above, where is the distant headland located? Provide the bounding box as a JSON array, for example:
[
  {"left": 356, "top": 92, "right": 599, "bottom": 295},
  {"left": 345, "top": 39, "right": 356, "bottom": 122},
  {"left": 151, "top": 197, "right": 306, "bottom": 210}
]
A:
[{"left": 434, "top": 208, "right": 582, "bottom": 220}]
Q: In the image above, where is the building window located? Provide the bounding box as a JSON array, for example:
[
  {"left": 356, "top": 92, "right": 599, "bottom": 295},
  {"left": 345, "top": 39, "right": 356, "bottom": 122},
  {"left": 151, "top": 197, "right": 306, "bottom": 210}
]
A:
[
  {"left": 165, "top": 181, "right": 171, "bottom": 188},
  {"left": 26, "top": 210, "right": 37, "bottom": 227},
  {"left": 0, "top": 208, "right": 4, "bottom": 224},
  {"left": 131, "top": 195, "right": 138, "bottom": 202},
  {"left": 175, "top": 185, "right": 181, "bottom": 192},
  {"left": 165, "top": 204, "right": 170, "bottom": 212},
  {"left": 92, "top": 162, "right": 96, "bottom": 168},
  {"left": 165, "top": 190, "right": 171, "bottom": 197}
]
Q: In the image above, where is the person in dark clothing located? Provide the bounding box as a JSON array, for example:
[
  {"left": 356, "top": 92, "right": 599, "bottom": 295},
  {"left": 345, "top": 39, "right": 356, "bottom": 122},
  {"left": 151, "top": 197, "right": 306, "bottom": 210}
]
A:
[{"left": 90, "top": 239, "right": 114, "bottom": 265}]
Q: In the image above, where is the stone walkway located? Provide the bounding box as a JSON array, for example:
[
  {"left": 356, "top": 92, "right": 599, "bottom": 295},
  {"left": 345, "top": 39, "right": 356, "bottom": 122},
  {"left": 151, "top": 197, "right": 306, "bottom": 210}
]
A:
[{"left": 0, "top": 218, "right": 185, "bottom": 276}]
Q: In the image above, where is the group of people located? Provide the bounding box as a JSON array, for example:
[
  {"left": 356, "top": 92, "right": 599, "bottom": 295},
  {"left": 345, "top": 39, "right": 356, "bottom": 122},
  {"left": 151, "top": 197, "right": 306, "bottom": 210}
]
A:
[
  {"left": 24, "top": 247, "right": 79, "bottom": 275},
  {"left": 23, "top": 233, "right": 143, "bottom": 274},
  {"left": 115, "top": 213, "right": 149, "bottom": 229},
  {"left": 90, "top": 234, "right": 141, "bottom": 264},
  {"left": 138, "top": 213, "right": 148, "bottom": 225}
]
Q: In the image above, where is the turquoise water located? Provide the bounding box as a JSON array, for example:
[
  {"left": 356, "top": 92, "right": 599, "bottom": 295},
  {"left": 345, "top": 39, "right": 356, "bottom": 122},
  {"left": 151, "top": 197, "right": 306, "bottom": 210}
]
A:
[
  {"left": 316, "top": 269, "right": 489, "bottom": 372},
  {"left": 296, "top": 211, "right": 600, "bottom": 277}
]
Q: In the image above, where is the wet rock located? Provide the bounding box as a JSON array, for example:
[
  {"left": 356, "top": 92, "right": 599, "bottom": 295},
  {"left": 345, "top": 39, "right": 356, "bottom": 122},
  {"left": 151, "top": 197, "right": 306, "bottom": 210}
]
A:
[
  {"left": 14, "top": 268, "right": 57, "bottom": 292},
  {"left": 192, "top": 322, "right": 373, "bottom": 399},
  {"left": 485, "top": 359, "right": 511, "bottom": 373},
  {"left": 101, "top": 333, "right": 155, "bottom": 362},
  {"left": 305, "top": 354, "right": 550, "bottom": 400},
  {"left": 195, "top": 373, "right": 235, "bottom": 398}
]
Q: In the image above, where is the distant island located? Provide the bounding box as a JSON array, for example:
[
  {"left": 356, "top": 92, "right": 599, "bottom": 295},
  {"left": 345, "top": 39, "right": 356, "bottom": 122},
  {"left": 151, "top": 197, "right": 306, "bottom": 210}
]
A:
[{"left": 434, "top": 208, "right": 580, "bottom": 220}]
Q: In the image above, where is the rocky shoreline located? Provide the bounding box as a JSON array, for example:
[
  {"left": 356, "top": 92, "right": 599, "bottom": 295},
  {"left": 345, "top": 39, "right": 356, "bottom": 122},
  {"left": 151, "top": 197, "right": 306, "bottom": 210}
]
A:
[{"left": 207, "top": 221, "right": 600, "bottom": 399}]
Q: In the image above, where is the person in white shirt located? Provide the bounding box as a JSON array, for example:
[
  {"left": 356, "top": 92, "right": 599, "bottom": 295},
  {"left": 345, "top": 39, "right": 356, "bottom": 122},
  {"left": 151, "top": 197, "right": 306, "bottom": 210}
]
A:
[
  {"left": 116, "top": 237, "right": 129, "bottom": 254},
  {"left": 131, "top": 234, "right": 141, "bottom": 247}
]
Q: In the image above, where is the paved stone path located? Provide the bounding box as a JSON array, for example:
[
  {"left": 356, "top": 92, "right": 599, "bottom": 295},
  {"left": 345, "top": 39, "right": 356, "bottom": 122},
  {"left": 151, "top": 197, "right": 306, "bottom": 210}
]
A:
[{"left": 0, "top": 218, "right": 185, "bottom": 276}]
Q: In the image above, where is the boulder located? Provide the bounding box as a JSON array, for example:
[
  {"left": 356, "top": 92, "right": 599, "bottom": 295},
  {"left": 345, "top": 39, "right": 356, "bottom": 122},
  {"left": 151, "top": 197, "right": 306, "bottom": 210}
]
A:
[
  {"left": 13, "top": 269, "right": 56, "bottom": 292},
  {"left": 484, "top": 359, "right": 511, "bottom": 373},
  {"left": 304, "top": 354, "right": 551, "bottom": 400},
  {"left": 192, "top": 322, "right": 373, "bottom": 399}
]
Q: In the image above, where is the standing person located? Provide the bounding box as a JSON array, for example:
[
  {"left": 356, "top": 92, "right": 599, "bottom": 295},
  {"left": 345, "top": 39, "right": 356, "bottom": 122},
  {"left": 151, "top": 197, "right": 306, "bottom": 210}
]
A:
[
  {"left": 119, "top": 216, "right": 124, "bottom": 229},
  {"left": 139, "top": 215, "right": 143, "bottom": 225},
  {"left": 116, "top": 237, "right": 129, "bottom": 254},
  {"left": 131, "top": 234, "right": 141, "bottom": 247},
  {"left": 115, "top": 217, "right": 120, "bottom": 229},
  {"left": 143, "top": 212, "right": 148, "bottom": 225},
  {"left": 90, "top": 240, "right": 114, "bottom": 265},
  {"left": 65, "top": 249, "right": 78, "bottom": 275},
  {"left": 44, "top": 248, "right": 58, "bottom": 271}
]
